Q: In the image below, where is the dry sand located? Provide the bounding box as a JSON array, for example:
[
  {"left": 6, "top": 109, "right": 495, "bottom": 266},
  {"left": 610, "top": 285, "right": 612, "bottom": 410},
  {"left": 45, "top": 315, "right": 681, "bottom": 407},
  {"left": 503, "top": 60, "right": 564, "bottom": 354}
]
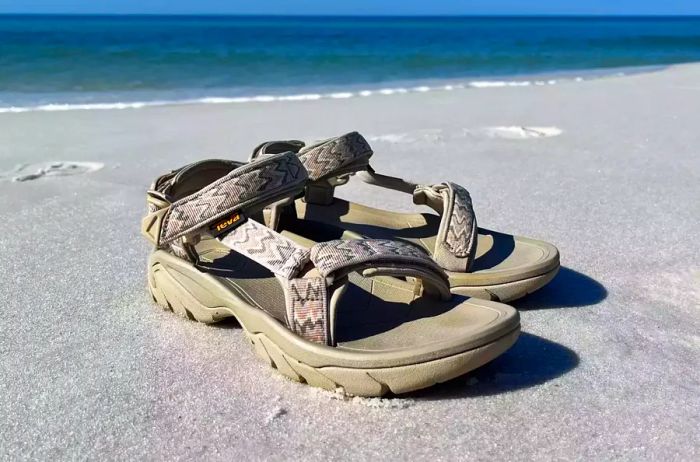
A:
[{"left": 1, "top": 64, "right": 699, "bottom": 460}]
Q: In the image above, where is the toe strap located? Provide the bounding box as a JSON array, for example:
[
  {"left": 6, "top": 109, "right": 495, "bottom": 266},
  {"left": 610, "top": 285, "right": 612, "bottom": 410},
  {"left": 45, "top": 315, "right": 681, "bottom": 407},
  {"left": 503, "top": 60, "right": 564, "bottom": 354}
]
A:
[
  {"left": 310, "top": 239, "right": 451, "bottom": 301},
  {"left": 286, "top": 238, "right": 452, "bottom": 346}
]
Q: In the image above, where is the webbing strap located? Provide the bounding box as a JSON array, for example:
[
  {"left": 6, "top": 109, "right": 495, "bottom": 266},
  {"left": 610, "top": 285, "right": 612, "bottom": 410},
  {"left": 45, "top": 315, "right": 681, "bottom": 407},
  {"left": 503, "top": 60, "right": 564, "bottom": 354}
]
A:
[
  {"left": 220, "top": 220, "right": 332, "bottom": 344},
  {"left": 356, "top": 164, "right": 478, "bottom": 272},
  {"left": 310, "top": 239, "right": 451, "bottom": 300},
  {"left": 413, "top": 182, "right": 478, "bottom": 272},
  {"left": 297, "top": 132, "right": 373, "bottom": 181},
  {"left": 218, "top": 219, "right": 310, "bottom": 280},
  {"left": 286, "top": 277, "right": 329, "bottom": 345},
  {"left": 253, "top": 132, "right": 373, "bottom": 182},
  {"left": 216, "top": 220, "right": 326, "bottom": 345},
  {"left": 251, "top": 132, "right": 479, "bottom": 273},
  {"left": 157, "top": 152, "right": 307, "bottom": 246}
]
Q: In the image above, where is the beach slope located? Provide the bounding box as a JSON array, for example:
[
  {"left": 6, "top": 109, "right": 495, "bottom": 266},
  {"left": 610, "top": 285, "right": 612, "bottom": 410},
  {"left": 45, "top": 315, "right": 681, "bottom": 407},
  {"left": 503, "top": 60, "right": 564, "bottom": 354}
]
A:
[{"left": 1, "top": 65, "right": 699, "bottom": 460}]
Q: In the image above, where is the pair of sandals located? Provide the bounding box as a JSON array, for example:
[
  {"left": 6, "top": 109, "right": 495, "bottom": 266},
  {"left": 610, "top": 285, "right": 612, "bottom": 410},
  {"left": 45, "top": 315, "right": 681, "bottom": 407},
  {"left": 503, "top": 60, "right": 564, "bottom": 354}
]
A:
[{"left": 141, "top": 132, "right": 560, "bottom": 397}]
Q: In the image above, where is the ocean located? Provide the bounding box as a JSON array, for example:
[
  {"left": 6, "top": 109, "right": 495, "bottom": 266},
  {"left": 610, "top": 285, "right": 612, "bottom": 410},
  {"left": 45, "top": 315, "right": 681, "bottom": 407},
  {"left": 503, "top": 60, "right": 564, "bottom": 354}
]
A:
[{"left": 1, "top": 15, "right": 699, "bottom": 112}]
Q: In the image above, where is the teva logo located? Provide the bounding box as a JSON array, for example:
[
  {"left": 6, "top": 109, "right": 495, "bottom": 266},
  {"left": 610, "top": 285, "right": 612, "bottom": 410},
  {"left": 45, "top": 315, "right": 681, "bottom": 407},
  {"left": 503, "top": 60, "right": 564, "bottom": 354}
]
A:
[{"left": 211, "top": 212, "right": 244, "bottom": 235}]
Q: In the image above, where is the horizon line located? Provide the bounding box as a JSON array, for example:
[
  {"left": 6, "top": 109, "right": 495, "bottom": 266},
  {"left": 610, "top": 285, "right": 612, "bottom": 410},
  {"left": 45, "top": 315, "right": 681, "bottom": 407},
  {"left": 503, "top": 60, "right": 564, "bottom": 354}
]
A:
[{"left": 1, "top": 13, "right": 699, "bottom": 18}]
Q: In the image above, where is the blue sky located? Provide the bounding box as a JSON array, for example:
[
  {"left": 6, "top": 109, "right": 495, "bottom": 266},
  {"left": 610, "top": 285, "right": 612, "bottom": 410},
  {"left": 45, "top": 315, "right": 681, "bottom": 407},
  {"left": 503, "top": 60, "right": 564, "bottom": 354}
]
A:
[{"left": 1, "top": 0, "right": 698, "bottom": 15}]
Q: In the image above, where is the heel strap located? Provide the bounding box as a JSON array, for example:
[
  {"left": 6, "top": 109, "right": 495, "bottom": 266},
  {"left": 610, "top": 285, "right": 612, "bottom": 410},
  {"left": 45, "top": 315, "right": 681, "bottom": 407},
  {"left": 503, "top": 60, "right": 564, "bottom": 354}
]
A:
[{"left": 252, "top": 132, "right": 373, "bottom": 182}]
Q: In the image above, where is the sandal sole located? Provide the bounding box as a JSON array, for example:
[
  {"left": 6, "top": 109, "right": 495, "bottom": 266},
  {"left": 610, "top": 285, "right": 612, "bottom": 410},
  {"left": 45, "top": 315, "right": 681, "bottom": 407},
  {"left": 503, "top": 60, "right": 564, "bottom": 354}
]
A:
[
  {"left": 451, "top": 264, "right": 560, "bottom": 303},
  {"left": 147, "top": 254, "right": 520, "bottom": 397}
]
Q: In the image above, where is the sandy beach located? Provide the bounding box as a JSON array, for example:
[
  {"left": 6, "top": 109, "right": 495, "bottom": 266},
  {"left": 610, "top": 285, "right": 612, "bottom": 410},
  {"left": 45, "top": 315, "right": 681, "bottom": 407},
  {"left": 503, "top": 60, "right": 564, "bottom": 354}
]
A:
[{"left": 1, "top": 64, "right": 699, "bottom": 460}]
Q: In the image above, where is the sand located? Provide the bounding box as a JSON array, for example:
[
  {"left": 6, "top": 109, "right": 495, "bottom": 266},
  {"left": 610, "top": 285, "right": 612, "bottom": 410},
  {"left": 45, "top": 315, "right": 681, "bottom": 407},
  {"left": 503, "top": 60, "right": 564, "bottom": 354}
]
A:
[{"left": 1, "top": 64, "right": 699, "bottom": 460}]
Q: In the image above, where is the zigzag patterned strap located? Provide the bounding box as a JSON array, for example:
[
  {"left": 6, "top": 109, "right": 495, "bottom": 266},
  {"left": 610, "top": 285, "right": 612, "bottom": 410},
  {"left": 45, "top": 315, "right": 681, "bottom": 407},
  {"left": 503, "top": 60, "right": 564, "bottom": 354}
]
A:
[
  {"left": 158, "top": 152, "right": 307, "bottom": 246},
  {"left": 219, "top": 219, "right": 310, "bottom": 279},
  {"left": 298, "top": 132, "right": 373, "bottom": 181},
  {"left": 254, "top": 132, "right": 374, "bottom": 182},
  {"left": 220, "top": 220, "right": 329, "bottom": 344},
  {"left": 286, "top": 277, "right": 329, "bottom": 345},
  {"left": 283, "top": 238, "right": 453, "bottom": 345},
  {"left": 413, "top": 182, "right": 478, "bottom": 273},
  {"left": 310, "top": 239, "right": 451, "bottom": 301}
]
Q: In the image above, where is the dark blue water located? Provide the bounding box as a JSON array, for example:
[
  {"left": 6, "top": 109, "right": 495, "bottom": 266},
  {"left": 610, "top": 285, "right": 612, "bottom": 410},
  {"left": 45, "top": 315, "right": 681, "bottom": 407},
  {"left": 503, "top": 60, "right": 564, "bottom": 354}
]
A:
[{"left": 1, "top": 15, "right": 699, "bottom": 108}]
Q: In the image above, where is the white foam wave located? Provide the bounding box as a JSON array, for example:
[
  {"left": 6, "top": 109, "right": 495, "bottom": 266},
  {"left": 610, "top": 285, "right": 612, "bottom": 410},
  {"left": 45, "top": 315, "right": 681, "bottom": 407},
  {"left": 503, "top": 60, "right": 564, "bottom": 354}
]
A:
[
  {"left": 0, "top": 101, "right": 169, "bottom": 113},
  {"left": 470, "top": 81, "right": 526, "bottom": 88},
  {"left": 0, "top": 75, "right": 596, "bottom": 114},
  {"left": 277, "top": 93, "right": 323, "bottom": 101}
]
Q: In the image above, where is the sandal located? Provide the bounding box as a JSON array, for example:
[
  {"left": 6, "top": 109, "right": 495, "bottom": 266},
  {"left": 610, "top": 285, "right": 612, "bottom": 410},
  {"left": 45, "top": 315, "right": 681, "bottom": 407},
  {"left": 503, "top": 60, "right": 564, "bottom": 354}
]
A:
[
  {"left": 141, "top": 152, "right": 520, "bottom": 396},
  {"left": 251, "top": 132, "right": 560, "bottom": 302}
]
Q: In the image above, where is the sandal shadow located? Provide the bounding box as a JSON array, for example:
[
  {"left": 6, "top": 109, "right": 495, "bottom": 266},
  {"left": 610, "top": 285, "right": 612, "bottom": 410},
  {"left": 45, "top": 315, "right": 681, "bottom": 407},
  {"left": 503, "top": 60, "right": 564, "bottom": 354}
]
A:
[
  {"left": 516, "top": 266, "right": 607, "bottom": 310},
  {"left": 406, "top": 332, "right": 579, "bottom": 400}
]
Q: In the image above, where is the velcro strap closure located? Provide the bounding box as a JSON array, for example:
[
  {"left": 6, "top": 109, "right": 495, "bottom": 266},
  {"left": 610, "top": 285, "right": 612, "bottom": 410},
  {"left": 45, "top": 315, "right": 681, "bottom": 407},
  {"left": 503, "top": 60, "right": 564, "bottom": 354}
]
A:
[
  {"left": 218, "top": 219, "right": 310, "bottom": 279},
  {"left": 158, "top": 152, "right": 307, "bottom": 247},
  {"left": 413, "top": 182, "right": 477, "bottom": 272},
  {"left": 310, "top": 239, "right": 451, "bottom": 300}
]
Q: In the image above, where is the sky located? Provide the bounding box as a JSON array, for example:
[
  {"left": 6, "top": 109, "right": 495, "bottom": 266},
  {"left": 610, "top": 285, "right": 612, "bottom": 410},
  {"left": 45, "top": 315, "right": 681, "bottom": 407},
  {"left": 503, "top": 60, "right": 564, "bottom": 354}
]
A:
[{"left": 0, "top": 0, "right": 698, "bottom": 16}]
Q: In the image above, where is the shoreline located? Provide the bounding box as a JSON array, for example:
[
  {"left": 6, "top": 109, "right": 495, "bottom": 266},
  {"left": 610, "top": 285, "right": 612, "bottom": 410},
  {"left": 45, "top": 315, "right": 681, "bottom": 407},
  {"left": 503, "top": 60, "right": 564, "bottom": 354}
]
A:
[{"left": 0, "top": 62, "right": 681, "bottom": 114}]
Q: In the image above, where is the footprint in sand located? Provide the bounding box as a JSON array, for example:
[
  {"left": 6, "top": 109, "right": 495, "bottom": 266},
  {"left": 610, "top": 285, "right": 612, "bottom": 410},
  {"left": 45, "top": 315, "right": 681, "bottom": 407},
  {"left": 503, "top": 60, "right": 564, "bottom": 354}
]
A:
[
  {"left": 369, "top": 126, "right": 562, "bottom": 144},
  {"left": 368, "top": 129, "right": 444, "bottom": 144},
  {"left": 0, "top": 161, "right": 104, "bottom": 182},
  {"left": 475, "top": 126, "right": 563, "bottom": 139}
]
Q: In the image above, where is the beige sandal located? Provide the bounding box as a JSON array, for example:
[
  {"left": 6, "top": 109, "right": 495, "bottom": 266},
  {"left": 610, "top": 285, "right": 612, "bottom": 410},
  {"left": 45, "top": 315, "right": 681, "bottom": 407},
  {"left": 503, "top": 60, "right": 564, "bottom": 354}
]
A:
[
  {"left": 252, "top": 132, "right": 560, "bottom": 302},
  {"left": 141, "top": 153, "right": 520, "bottom": 396}
]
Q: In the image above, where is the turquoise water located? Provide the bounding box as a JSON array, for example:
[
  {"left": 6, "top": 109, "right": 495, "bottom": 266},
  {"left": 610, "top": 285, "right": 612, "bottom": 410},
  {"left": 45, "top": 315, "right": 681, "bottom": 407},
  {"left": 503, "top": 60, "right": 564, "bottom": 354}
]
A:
[{"left": 1, "top": 15, "right": 699, "bottom": 109}]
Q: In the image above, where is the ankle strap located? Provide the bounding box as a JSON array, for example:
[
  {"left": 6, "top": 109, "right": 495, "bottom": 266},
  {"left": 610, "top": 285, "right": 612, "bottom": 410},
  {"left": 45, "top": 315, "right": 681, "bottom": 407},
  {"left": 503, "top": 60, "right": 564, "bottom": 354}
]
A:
[{"left": 142, "top": 152, "right": 308, "bottom": 248}]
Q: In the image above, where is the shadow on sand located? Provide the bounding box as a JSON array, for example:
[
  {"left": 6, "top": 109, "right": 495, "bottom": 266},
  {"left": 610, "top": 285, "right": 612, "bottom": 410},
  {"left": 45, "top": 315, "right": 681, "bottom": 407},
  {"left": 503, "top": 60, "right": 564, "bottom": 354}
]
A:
[
  {"left": 516, "top": 266, "right": 607, "bottom": 310},
  {"left": 408, "top": 332, "right": 579, "bottom": 400},
  {"left": 407, "top": 268, "right": 600, "bottom": 399}
]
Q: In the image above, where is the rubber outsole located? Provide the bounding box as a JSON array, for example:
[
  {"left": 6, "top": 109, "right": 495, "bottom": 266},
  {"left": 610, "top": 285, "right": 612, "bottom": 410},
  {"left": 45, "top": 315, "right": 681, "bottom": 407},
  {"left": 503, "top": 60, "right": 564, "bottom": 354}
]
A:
[
  {"left": 451, "top": 265, "right": 560, "bottom": 303},
  {"left": 147, "top": 260, "right": 520, "bottom": 397}
]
